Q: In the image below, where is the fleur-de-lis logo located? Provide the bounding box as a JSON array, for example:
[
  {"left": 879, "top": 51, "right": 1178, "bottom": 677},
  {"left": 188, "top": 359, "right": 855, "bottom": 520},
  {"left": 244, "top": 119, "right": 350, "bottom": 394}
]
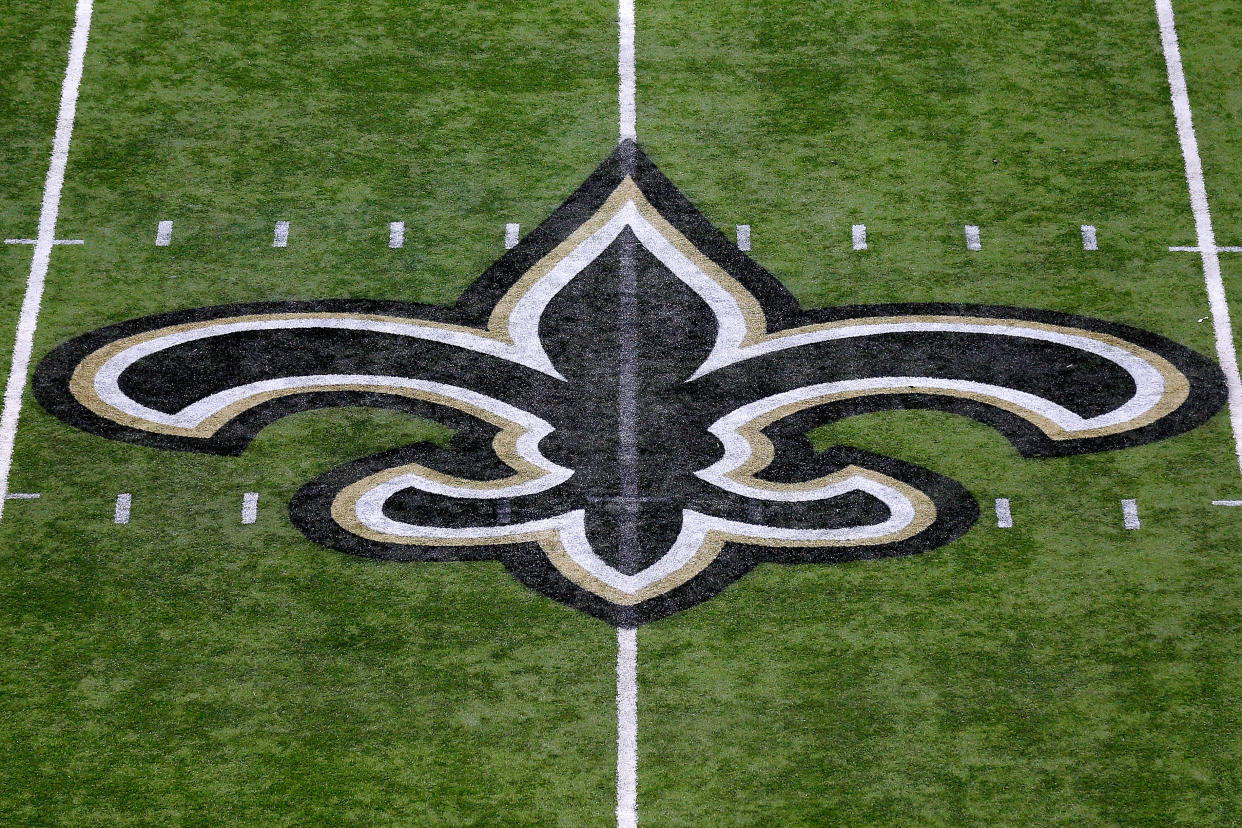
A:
[{"left": 34, "top": 142, "right": 1226, "bottom": 625}]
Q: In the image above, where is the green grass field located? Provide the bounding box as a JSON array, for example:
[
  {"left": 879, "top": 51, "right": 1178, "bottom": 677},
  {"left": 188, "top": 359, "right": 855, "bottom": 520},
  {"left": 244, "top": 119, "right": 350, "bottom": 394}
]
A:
[{"left": 2, "top": 0, "right": 1241, "bottom": 824}]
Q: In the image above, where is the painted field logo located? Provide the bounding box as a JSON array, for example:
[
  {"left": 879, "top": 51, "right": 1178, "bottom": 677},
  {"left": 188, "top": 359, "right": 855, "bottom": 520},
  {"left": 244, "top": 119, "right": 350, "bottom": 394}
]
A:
[{"left": 34, "top": 143, "right": 1226, "bottom": 625}]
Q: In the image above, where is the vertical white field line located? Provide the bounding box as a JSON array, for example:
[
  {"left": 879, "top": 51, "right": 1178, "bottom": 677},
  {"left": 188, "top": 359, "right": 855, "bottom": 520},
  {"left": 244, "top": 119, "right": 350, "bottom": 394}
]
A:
[
  {"left": 1156, "top": 0, "right": 1242, "bottom": 475},
  {"left": 113, "top": 493, "right": 131, "bottom": 525},
  {"left": 241, "top": 491, "right": 259, "bottom": 525},
  {"left": 388, "top": 221, "right": 405, "bottom": 249},
  {"left": 736, "top": 224, "right": 751, "bottom": 251},
  {"left": 616, "top": 626, "right": 638, "bottom": 828},
  {"left": 852, "top": 224, "right": 868, "bottom": 251},
  {"left": 155, "top": 220, "right": 173, "bottom": 246},
  {"left": 994, "top": 497, "right": 1013, "bottom": 528},
  {"left": 965, "top": 225, "right": 981, "bottom": 251},
  {"left": 1122, "top": 498, "right": 1140, "bottom": 530},
  {"left": 0, "top": 0, "right": 94, "bottom": 521},
  {"left": 505, "top": 223, "right": 520, "bottom": 250},
  {"left": 272, "top": 221, "right": 289, "bottom": 247},
  {"left": 618, "top": 0, "right": 636, "bottom": 142},
  {"left": 1080, "top": 224, "right": 1098, "bottom": 251}
]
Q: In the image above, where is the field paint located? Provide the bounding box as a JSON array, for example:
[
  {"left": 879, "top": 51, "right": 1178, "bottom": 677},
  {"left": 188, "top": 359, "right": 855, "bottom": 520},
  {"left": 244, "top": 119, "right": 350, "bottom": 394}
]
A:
[
  {"left": 505, "top": 223, "right": 520, "bottom": 250},
  {"left": 1170, "top": 245, "right": 1242, "bottom": 253},
  {"left": 4, "top": 492, "right": 40, "bottom": 499},
  {"left": 388, "top": 221, "right": 404, "bottom": 249},
  {"left": 965, "top": 225, "right": 981, "bottom": 251},
  {"left": 1122, "top": 498, "right": 1140, "bottom": 529},
  {"left": 5, "top": 238, "right": 83, "bottom": 245},
  {"left": 156, "top": 220, "right": 173, "bottom": 246},
  {"left": 616, "top": 626, "right": 638, "bottom": 828},
  {"left": 852, "top": 224, "right": 868, "bottom": 250},
  {"left": 995, "top": 497, "right": 1013, "bottom": 528},
  {"left": 241, "top": 491, "right": 258, "bottom": 524},
  {"left": 272, "top": 221, "right": 289, "bottom": 247},
  {"left": 1156, "top": 0, "right": 1242, "bottom": 476},
  {"left": 1211, "top": 499, "right": 1242, "bottom": 506},
  {"left": 0, "top": 0, "right": 94, "bottom": 523},
  {"left": 1081, "top": 225, "right": 1098, "bottom": 251},
  {"left": 114, "top": 493, "right": 131, "bottom": 524},
  {"left": 736, "top": 224, "right": 750, "bottom": 251},
  {"left": 618, "top": 0, "right": 636, "bottom": 141}
]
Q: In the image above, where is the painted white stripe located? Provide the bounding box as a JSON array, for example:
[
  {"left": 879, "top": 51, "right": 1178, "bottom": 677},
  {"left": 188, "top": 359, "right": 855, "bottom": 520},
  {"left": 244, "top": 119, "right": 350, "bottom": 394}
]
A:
[
  {"left": 5, "top": 238, "right": 82, "bottom": 245},
  {"left": 388, "top": 221, "right": 404, "bottom": 249},
  {"left": 272, "top": 221, "right": 289, "bottom": 247},
  {"left": 736, "top": 224, "right": 750, "bottom": 251},
  {"left": 1122, "top": 498, "right": 1140, "bottom": 529},
  {"left": 241, "top": 491, "right": 258, "bottom": 524},
  {"left": 995, "top": 497, "right": 1013, "bottom": 528},
  {"left": 4, "top": 492, "right": 40, "bottom": 500},
  {"left": 1081, "top": 224, "right": 1098, "bottom": 251},
  {"left": 618, "top": 0, "right": 636, "bottom": 142},
  {"left": 852, "top": 224, "right": 868, "bottom": 251},
  {"left": 965, "top": 225, "right": 981, "bottom": 251},
  {"left": 114, "top": 493, "right": 131, "bottom": 524},
  {"left": 1169, "top": 245, "right": 1242, "bottom": 253},
  {"left": 156, "top": 220, "right": 172, "bottom": 246},
  {"left": 616, "top": 626, "right": 638, "bottom": 828},
  {"left": 0, "top": 0, "right": 94, "bottom": 523},
  {"left": 1156, "top": 0, "right": 1242, "bottom": 476},
  {"left": 505, "top": 222, "right": 520, "bottom": 250},
  {"left": 1211, "top": 499, "right": 1242, "bottom": 506}
]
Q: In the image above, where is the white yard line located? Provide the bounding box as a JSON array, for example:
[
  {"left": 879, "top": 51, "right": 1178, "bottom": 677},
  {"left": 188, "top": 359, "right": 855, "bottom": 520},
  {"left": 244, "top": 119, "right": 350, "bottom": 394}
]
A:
[
  {"left": 505, "top": 222, "right": 520, "bottom": 250},
  {"left": 618, "top": 0, "right": 636, "bottom": 142},
  {"left": 1211, "top": 499, "right": 1242, "bottom": 506},
  {"left": 616, "top": 626, "right": 638, "bottom": 828},
  {"left": 156, "top": 220, "right": 173, "bottom": 246},
  {"left": 616, "top": 3, "right": 640, "bottom": 823},
  {"left": 1156, "top": 0, "right": 1242, "bottom": 475},
  {"left": 272, "top": 220, "right": 289, "bottom": 247},
  {"left": 0, "top": 0, "right": 94, "bottom": 521},
  {"left": 1122, "top": 498, "right": 1140, "bottom": 530},
  {"left": 388, "top": 221, "right": 405, "bottom": 249}
]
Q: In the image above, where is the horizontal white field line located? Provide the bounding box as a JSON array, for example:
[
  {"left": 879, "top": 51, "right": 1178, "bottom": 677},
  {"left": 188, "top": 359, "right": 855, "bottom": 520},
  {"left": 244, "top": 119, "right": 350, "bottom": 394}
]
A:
[
  {"left": 1211, "top": 499, "right": 1242, "bottom": 506},
  {"left": 5, "top": 238, "right": 83, "bottom": 245},
  {"left": 4, "top": 492, "right": 39, "bottom": 499},
  {"left": 1169, "top": 245, "right": 1242, "bottom": 252}
]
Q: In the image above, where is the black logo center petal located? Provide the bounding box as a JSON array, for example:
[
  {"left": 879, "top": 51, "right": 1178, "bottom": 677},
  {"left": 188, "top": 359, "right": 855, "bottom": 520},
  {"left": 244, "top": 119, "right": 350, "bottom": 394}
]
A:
[{"left": 32, "top": 142, "right": 1227, "bottom": 626}]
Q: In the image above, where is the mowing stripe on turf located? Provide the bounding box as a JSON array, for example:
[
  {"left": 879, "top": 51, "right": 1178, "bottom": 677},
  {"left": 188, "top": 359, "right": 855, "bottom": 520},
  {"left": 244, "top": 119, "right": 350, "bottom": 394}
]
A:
[
  {"left": 1155, "top": 0, "right": 1242, "bottom": 475},
  {"left": 0, "top": 0, "right": 94, "bottom": 521}
]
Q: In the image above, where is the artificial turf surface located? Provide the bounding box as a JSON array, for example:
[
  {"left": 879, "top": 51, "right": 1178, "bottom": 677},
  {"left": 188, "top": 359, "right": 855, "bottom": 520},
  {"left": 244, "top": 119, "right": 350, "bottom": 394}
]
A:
[{"left": 1, "top": 0, "right": 1241, "bottom": 824}]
